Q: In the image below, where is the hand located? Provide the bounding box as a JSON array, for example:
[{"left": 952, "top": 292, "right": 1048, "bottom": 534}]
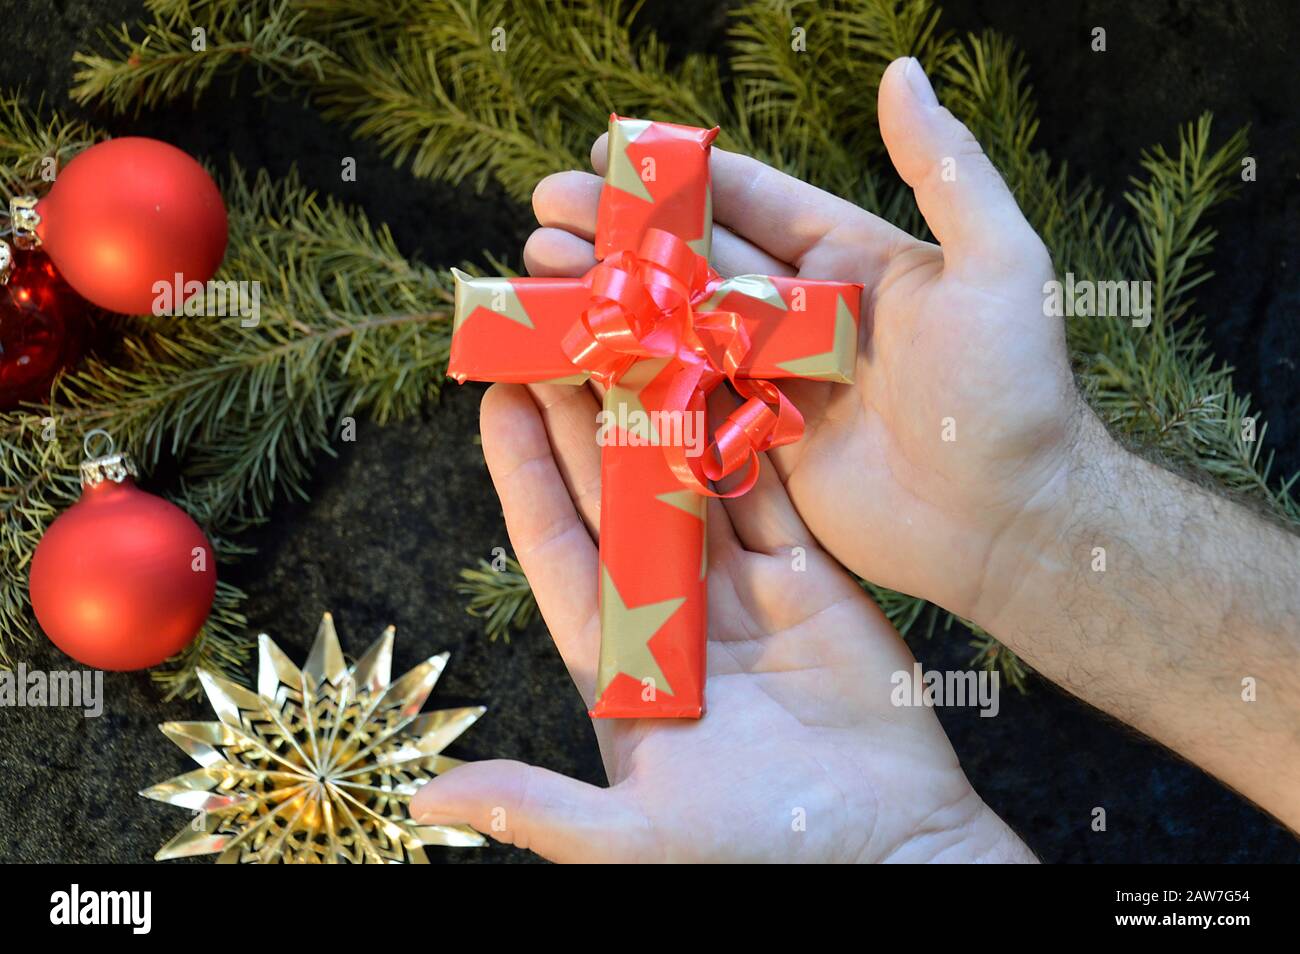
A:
[
  {"left": 411, "top": 382, "right": 1032, "bottom": 863},
  {"left": 516, "top": 56, "right": 1091, "bottom": 628},
  {"left": 457, "top": 55, "right": 1300, "bottom": 837}
]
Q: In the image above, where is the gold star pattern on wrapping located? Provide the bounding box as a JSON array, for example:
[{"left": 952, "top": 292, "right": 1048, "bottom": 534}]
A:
[
  {"left": 597, "top": 567, "right": 684, "bottom": 699},
  {"left": 688, "top": 184, "right": 713, "bottom": 260},
  {"left": 140, "top": 612, "right": 486, "bottom": 863},
  {"left": 656, "top": 490, "right": 709, "bottom": 580},
  {"left": 604, "top": 355, "right": 671, "bottom": 444},
  {"left": 776, "top": 293, "right": 858, "bottom": 383},
  {"left": 451, "top": 267, "right": 535, "bottom": 334},
  {"left": 654, "top": 489, "right": 705, "bottom": 519},
  {"left": 698, "top": 273, "right": 788, "bottom": 313},
  {"left": 605, "top": 118, "right": 655, "bottom": 202}
]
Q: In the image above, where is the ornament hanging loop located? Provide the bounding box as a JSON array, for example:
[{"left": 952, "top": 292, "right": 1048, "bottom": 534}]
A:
[
  {"left": 80, "top": 428, "right": 138, "bottom": 487},
  {"left": 83, "top": 428, "right": 116, "bottom": 459},
  {"left": 9, "top": 196, "right": 41, "bottom": 250}
]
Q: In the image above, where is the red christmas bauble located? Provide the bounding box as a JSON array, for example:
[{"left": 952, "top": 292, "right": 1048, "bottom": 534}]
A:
[
  {"left": 34, "top": 137, "right": 228, "bottom": 315},
  {"left": 29, "top": 455, "right": 217, "bottom": 671},
  {"left": 0, "top": 249, "right": 90, "bottom": 409}
]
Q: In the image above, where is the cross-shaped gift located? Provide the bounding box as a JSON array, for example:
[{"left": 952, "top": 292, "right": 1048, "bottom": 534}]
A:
[{"left": 449, "top": 115, "right": 862, "bottom": 718}]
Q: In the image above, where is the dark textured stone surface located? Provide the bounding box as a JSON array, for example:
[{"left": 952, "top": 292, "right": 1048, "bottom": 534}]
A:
[{"left": 1, "top": 0, "right": 1297, "bottom": 863}]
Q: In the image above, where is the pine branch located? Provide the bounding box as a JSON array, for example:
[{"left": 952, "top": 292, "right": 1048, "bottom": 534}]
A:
[
  {"left": 1126, "top": 114, "right": 1248, "bottom": 325},
  {"left": 969, "top": 628, "right": 1030, "bottom": 692},
  {"left": 0, "top": 91, "right": 100, "bottom": 198},
  {"left": 456, "top": 556, "right": 538, "bottom": 641},
  {"left": 70, "top": 1, "right": 334, "bottom": 114},
  {"left": 72, "top": 0, "right": 735, "bottom": 203},
  {"left": 862, "top": 579, "right": 935, "bottom": 636},
  {"left": 41, "top": 163, "right": 454, "bottom": 532},
  {"left": 730, "top": 0, "right": 953, "bottom": 211},
  {"left": 0, "top": 423, "right": 79, "bottom": 666}
]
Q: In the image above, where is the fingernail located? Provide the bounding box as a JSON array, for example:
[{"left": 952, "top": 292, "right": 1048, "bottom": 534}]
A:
[
  {"left": 903, "top": 57, "right": 939, "bottom": 108},
  {"left": 415, "top": 812, "right": 469, "bottom": 826},
  {"left": 410, "top": 800, "right": 465, "bottom": 825}
]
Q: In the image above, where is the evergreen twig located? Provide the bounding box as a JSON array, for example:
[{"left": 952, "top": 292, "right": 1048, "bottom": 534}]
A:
[{"left": 456, "top": 556, "right": 538, "bottom": 641}]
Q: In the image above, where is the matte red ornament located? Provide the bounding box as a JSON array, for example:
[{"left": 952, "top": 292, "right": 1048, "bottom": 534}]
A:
[
  {"left": 29, "top": 433, "right": 217, "bottom": 671},
  {"left": 0, "top": 248, "right": 89, "bottom": 410},
  {"left": 30, "top": 137, "right": 228, "bottom": 315}
]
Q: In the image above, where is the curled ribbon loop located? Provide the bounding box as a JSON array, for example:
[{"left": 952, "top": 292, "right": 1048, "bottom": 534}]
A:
[{"left": 562, "top": 228, "right": 805, "bottom": 499}]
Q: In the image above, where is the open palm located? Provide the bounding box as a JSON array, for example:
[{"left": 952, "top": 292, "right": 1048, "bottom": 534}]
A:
[{"left": 411, "top": 380, "right": 1029, "bottom": 863}]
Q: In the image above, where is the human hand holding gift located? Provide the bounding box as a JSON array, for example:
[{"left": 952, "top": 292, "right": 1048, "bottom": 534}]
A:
[
  {"left": 425, "top": 103, "right": 1033, "bottom": 862},
  {"left": 457, "top": 56, "right": 1300, "bottom": 835},
  {"left": 448, "top": 116, "right": 863, "bottom": 718},
  {"left": 520, "top": 63, "right": 1077, "bottom": 640},
  {"left": 412, "top": 378, "right": 1033, "bottom": 862}
]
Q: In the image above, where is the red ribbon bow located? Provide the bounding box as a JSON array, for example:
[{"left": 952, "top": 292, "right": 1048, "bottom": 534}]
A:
[{"left": 561, "top": 228, "right": 805, "bottom": 498}]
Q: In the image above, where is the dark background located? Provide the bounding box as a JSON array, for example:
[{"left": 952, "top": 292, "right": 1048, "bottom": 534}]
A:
[{"left": 1, "top": 0, "right": 1297, "bottom": 863}]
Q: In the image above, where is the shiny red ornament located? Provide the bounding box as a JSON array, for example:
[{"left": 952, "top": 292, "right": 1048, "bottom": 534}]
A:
[
  {"left": 29, "top": 437, "right": 217, "bottom": 671},
  {"left": 0, "top": 248, "right": 89, "bottom": 410},
  {"left": 31, "top": 137, "right": 228, "bottom": 315}
]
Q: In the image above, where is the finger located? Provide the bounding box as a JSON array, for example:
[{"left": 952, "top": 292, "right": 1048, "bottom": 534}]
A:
[
  {"left": 712, "top": 226, "right": 794, "bottom": 278},
  {"left": 877, "top": 57, "right": 1047, "bottom": 275},
  {"left": 480, "top": 384, "right": 601, "bottom": 699},
  {"left": 410, "top": 761, "right": 656, "bottom": 863},
  {"left": 534, "top": 169, "right": 791, "bottom": 277},
  {"left": 706, "top": 495, "right": 741, "bottom": 569},
  {"left": 525, "top": 382, "right": 603, "bottom": 535},
  {"left": 532, "top": 170, "right": 601, "bottom": 241},
  {"left": 523, "top": 227, "right": 596, "bottom": 277},
  {"left": 705, "top": 387, "right": 815, "bottom": 555},
  {"left": 592, "top": 133, "right": 906, "bottom": 269}
]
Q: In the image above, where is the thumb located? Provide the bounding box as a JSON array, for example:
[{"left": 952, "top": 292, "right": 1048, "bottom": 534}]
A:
[
  {"left": 877, "top": 56, "right": 1045, "bottom": 275},
  {"left": 410, "top": 760, "right": 658, "bottom": 863}
]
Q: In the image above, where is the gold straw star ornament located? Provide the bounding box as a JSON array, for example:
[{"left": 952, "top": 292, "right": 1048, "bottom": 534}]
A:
[{"left": 141, "top": 613, "right": 486, "bottom": 863}]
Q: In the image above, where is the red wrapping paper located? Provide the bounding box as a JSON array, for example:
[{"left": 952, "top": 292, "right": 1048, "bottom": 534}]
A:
[{"left": 449, "top": 115, "right": 862, "bottom": 718}]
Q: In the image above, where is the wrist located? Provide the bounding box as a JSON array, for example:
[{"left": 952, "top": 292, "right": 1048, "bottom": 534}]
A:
[
  {"left": 967, "top": 402, "right": 1129, "bottom": 642},
  {"left": 877, "top": 788, "right": 1037, "bottom": 863},
  {"left": 965, "top": 804, "right": 1039, "bottom": 863}
]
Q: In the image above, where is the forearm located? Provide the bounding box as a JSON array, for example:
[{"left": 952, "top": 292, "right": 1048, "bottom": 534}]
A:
[{"left": 976, "top": 412, "right": 1300, "bottom": 828}]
